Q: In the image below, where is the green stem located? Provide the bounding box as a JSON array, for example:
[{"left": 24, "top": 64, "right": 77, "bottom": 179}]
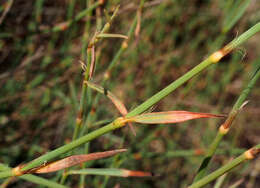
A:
[
  {"left": 106, "top": 0, "right": 144, "bottom": 74},
  {"left": 226, "top": 23, "right": 260, "bottom": 50},
  {"left": 75, "top": 2, "right": 100, "bottom": 22},
  {"left": 0, "top": 164, "right": 68, "bottom": 188},
  {"left": 21, "top": 121, "right": 124, "bottom": 172},
  {"left": 190, "top": 154, "right": 246, "bottom": 188},
  {"left": 193, "top": 132, "right": 224, "bottom": 182},
  {"left": 51, "top": 2, "right": 100, "bottom": 33},
  {"left": 126, "top": 22, "right": 260, "bottom": 118},
  {"left": 126, "top": 58, "right": 213, "bottom": 117},
  {"left": 1, "top": 22, "right": 258, "bottom": 180},
  {"left": 193, "top": 66, "right": 260, "bottom": 181},
  {"left": 73, "top": 5, "right": 120, "bottom": 140},
  {"left": 231, "top": 67, "right": 260, "bottom": 111},
  {"left": 0, "top": 171, "right": 13, "bottom": 179},
  {"left": 22, "top": 174, "right": 68, "bottom": 188},
  {"left": 189, "top": 144, "right": 260, "bottom": 188}
]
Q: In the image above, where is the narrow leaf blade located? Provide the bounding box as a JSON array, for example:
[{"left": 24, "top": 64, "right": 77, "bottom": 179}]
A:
[
  {"left": 33, "top": 149, "right": 126, "bottom": 174},
  {"left": 130, "top": 111, "right": 225, "bottom": 124},
  {"left": 86, "top": 81, "right": 137, "bottom": 135},
  {"left": 68, "top": 168, "right": 152, "bottom": 177},
  {"left": 86, "top": 81, "right": 128, "bottom": 115},
  {"left": 97, "top": 33, "right": 128, "bottom": 39}
]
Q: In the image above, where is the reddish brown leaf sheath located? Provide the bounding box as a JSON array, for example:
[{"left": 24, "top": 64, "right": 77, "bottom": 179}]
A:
[{"left": 33, "top": 149, "right": 127, "bottom": 174}]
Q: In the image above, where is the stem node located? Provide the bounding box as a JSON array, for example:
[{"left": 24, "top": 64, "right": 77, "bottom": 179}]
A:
[
  {"left": 245, "top": 148, "right": 260, "bottom": 160},
  {"left": 12, "top": 165, "right": 25, "bottom": 176},
  {"left": 209, "top": 51, "right": 224, "bottom": 63},
  {"left": 219, "top": 124, "right": 229, "bottom": 135}
]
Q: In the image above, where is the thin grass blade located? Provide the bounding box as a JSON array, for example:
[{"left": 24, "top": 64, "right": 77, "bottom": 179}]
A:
[
  {"left": 129, "top": 111, "right": 225, "bottom": 124},
  {"left": 68, "top": 168, "right": 152, "bottom": 177},
  {"left": 32, "top": 149, "right": 126, "bottom": 174},
  {"left": 222, "top": 0, "right": 252, "bottom": 33},
  {"left": 85, "top": 81, "right": 128, "bottom": 115},
  {"left": 97, "top": 33, "right": 128, "bottom": 39}
]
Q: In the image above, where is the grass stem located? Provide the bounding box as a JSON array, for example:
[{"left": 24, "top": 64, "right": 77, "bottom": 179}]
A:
[
  {"left": 193, "top": 66, "right": 260, "bottom": 181},
  {"left": 189, "top": 144, "right": 260, "bottom": 188}
]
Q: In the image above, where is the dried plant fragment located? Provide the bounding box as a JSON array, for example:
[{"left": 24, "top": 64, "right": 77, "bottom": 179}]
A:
[{"left": 31, "top": 149, "right": 126, "bottom": 174}]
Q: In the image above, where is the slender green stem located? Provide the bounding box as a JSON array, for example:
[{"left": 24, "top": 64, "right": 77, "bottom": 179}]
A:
[
  {"left": 75, "top": 2, "right": 100, "bottom": 22},
  {"left": 19, "top": 22, "right": 260, "bottom": 172},
  {"left": 222, "top": 0, "right": 252, "bottom": 33},
  {"left": 226, "top": 23, "right": 260, "bottom": 50},
  {"left": 126, "top": 58, "right": 213, "bottom": 117},
  {"left": 21, "top": 174, "right": 68, "bottom": 188},
  {"left": 0, "top": 164, "right": 68, "bottom": 188},
  {"left": 193, "top": 132, "right": 224, "bottom": 182},
  {"left": 127, "top": 22, "right": 260, "bottom": 118},
  {"left": 51, "top": 2, "right": 100, "bottom": 33},
  {"left": 73, "top": 6, "right": 121, "bottom": 140},
  {"left": 190, "top": 154, "right": 246, "bottom": 188},
  {"left": 21, "top": 121, "right": 124, "bottom": 172},
  {"left": 231, "top": 67, "right": 260, "bottom": 111},
  {"left": 189, "top": 144, "right": 260, "bottom": 188},
  {"left": 1, "top": 22, "right": 259, "bottom": 180},
  {"left": 106, "top": 0, "right": 145, "bottom": 75},
  {"left": 0, "top": 170, "right": 13, "bottom": 179},
  {"left": 193, "top": 66, "right": 260, "bottom": 181},
  {"left": 73, "top": 5, "right": 121, "bottom": 187},
  {"left": 213, "top": 174, "right": 227, "bottom": 188}
]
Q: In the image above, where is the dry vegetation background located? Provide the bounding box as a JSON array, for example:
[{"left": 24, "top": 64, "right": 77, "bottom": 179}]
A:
[{"left": 0, "top": 0, "right": 260, "bottom": 187}]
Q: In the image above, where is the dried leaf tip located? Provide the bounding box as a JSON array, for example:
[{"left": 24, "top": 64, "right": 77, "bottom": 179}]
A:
[{"left": 122, "top": 169, "right": 153, "bottom": 177}]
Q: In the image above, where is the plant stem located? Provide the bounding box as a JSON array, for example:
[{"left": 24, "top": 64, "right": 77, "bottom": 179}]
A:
[
  {"left": 126, "top": 22, "right": 260, "bottom": 118},
  {"left": 105, "top": 0, "right": 145, "bottom": 76},
  {"left": 188, "top": 144, "right": 260, "bottom": 188},
  {"left": 0, "top": 22, "right": 258, "bottom": 179},
  {"left": 225, "top": 22, "right": 260, "bottom": 50},
  {"left": 0, "top": 164, "right": 68, "bottom": 188},
  {"left": 193, "top": 66, "right": 260, "bottom": 181},
  {"left": 127, "top": 58, "right": 213, "bottom": 117},
  {"left": 73, "top": 6, "right": 120, "bottom": 140},
  {"left": 50, "top": 2, "right": 101, "bottom": 33},
  {"left": 21, "top": 174, "right": 68, "bottom": 188},
  {"left": 0, "top": 171, "right": 13, "bottom": 179},
  {"left": 21, "top": 120, "right": 125, "bottom": 172},
  {"left": 193, "top": 132, "right": 224, "bottom": 182}
]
